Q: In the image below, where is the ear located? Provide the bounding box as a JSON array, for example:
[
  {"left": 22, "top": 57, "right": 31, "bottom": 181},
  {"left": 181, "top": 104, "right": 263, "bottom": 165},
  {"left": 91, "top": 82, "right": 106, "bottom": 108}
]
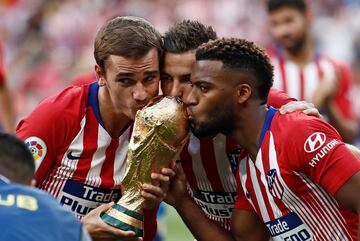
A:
[
  {"left": 236, "top": 83, "right": 252, "bottom": 104},
  {"left": 95, "top": 64, "right": 106, "bottom": 87}
]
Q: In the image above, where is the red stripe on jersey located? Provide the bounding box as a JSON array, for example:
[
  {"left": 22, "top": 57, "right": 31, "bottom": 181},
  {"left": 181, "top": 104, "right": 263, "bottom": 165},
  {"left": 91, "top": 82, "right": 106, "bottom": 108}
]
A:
[
  {"left": 315, "top": 59, "right": 324, "bottom": 80},
  {"left": 180, "top": 141, "right": 198, "bottom": 188},
  {"left": 72, "top": 108, "right": 99, "bottom": 181},
  {"left": 279, "top": 58, "right": 287, "bottom": 93},
  {"left": 245, "top": 160, "right": 262, "bottom": 215},
  {"left": 200, "top": 139, "right": 223, "bottom": 191},
  {"left": 100, "top": 139, "right": 119, "bottom": 187},
  {"left": 300, "top": 69, "right": 305, "bottom": 100}
]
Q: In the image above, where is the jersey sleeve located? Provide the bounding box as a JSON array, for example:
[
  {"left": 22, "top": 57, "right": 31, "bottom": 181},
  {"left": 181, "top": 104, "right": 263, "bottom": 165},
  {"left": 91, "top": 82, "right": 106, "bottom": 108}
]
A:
[
  {"left": 281, "top": 113, "right": 360, "bottom": 195},
  {"left": 16, "top": 86, "right": 87, "bottom": 185},
  {"left": 333, "top": 63, "right": 356, "bottom": 120},
  {"left": 267, "top": 88, "right": 297, "bottom": 108},
  {"left": 0, "top": 41, "right": 6, "bottom": 86}
]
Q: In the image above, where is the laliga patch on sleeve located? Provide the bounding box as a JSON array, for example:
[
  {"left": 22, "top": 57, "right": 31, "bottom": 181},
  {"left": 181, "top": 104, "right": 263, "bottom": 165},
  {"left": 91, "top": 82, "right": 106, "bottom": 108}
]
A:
[{"left": 25, "top": 136, "right": 47, "bottom": 170}]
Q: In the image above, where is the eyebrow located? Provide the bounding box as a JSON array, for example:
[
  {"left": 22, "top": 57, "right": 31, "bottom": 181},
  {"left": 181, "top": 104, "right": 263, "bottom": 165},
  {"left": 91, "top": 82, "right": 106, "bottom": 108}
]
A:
[{"left": 116, "top": 70, "right": 159, "bottom": 78}]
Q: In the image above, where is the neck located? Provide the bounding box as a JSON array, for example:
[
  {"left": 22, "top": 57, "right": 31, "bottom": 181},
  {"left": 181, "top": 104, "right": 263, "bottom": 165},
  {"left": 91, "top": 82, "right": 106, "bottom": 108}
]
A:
[
  {"left": 230, "top": 103, "right": 268, "bottom": 161},
  {"left": 284, "top": 35, "right": 313, "bottom": 67},
  {"left": 98, "top": 87, "right": 132, "bottom": 138}
]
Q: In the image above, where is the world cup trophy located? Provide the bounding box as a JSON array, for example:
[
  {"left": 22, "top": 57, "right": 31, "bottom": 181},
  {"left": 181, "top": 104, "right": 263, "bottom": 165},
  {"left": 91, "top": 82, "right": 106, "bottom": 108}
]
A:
[{"left": 101, "top": 96, "right": 189, "bottom": 237}]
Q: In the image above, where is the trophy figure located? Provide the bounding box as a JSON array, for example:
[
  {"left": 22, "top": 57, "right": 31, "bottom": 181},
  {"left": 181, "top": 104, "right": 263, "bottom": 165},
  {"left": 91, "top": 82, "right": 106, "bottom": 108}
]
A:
[{"left": 101, "top": 96, "right": 189, "bottom": 237}]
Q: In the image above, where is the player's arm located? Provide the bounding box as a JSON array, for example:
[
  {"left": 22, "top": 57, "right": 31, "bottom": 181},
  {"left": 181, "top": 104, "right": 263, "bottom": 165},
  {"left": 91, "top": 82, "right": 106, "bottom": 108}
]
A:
[
  {"left": 165, "top": 164, "right": 236, "bottom": 241},
  {"left": 268, "top": 88, "right": 320, "bottom": 117},
  {"left": 231, "top": 209, "right": 270, "bottom": 241},
  {"left": 346, "top": 144, "right": 360, "bottom": 160},
  {"left": 333, "top": 172, "right": 360, "bottom": 241},
  {"left": 0, "top": 83, "right": 15, "bottom": 132}
]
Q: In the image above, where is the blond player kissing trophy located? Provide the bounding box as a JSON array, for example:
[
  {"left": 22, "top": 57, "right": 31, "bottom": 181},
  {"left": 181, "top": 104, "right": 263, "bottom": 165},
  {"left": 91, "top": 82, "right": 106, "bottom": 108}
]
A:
[{"left": 101, "top": 96, "right": 189, "bottom": 237}]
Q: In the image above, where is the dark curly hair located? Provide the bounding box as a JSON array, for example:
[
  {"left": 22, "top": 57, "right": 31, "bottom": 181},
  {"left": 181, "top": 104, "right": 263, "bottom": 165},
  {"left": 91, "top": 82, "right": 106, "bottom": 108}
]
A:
[
  {"left": 196, "top": 38, "right": 274, "bottom": 104},
  {"left": 163, "top": 20, "right": 217, "bottom": 53},
  {"left": 267, "top": 0, "right": 307, "bottom": 13}
]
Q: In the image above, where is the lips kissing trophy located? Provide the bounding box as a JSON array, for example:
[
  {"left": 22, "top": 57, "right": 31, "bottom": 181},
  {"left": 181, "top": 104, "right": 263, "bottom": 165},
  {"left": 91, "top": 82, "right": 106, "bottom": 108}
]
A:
[{"left": 101, "top": 96, "right": 189, "bottom": 237}]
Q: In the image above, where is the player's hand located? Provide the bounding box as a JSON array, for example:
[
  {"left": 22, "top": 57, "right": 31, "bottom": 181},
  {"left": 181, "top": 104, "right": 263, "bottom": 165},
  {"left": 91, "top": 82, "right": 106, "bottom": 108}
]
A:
[
  {"left": 141, "top": 166, "right": 176, "bottom": 209},
  {"left": 164, "top": 162, "right": 189, "bottom": 208},
  {"left": 279, "top": 100, "right": 321, "bottom": 118},
  {"left": 312, "top": 70, "right": 340, "bottom": 109},
  {"left": 81, "top": 202, "right": 142, "bottom": 241}
]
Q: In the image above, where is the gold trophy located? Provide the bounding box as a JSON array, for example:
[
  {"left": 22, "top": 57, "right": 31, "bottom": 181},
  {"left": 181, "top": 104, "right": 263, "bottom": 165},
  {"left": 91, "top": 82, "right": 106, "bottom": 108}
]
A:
[{"left": 101, "top": 96, "right": 189, "bottom": 237}]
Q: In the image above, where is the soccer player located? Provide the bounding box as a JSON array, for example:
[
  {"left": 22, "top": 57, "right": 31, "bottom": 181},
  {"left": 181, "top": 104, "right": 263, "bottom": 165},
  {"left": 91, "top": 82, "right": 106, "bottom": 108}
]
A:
[
  {"left": 161, "top": 20, "right": 354, "bottom": 230},
  {"left": 0, "top": 133, "right": 91, "bottom": 241},
  {"left": 169, "top": 38, "right": 360, "bottom": 240},
  {"left": 0, "top": 40, "right": 15, "bottom": 133},
  {"left": 266, "top": 0, "right": 358, "bottom": 143},
  {"left": 16, "top": 16, "right": 172, "bottom": 241}
]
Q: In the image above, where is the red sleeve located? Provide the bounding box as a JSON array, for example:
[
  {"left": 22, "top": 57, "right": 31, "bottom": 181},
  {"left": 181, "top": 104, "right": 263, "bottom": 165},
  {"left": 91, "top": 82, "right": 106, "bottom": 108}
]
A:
[
  {"left": 267, "top": 88, "right": 297, "bottom": 108},
  {"left": 0, "top": 41, "right": 6, "bottom": 86},
  {"left": 333, "top": 63, "right": 356, "bottom": 120},
  {"left": 280, "top": 112, "right": 360, "bottom": 195},
  {"left": 16, "top": 86, "right": 87, "bottom": 185}
]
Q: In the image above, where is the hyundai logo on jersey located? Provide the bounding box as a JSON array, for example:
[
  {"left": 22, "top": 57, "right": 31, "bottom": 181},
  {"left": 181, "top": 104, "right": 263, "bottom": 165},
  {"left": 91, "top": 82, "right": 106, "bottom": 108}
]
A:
[
  {"left": 304, "top": 132, "right": 326, "bottom": 153},
  {"left": 265, "top": 212, "right": 312, "bottom": 241},
  {"left": 266, "top": 169, "right": 284, "bottom": 200},
  {"left": 58, "top": 179, "right": 121, "bottom": 217}
]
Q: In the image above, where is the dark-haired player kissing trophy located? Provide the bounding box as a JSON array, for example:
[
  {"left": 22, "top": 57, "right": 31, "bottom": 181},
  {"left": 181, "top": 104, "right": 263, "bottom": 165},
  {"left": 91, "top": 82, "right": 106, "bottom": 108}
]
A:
[{"left": 101, "top": 96, "right": 189, "bottom": 237}]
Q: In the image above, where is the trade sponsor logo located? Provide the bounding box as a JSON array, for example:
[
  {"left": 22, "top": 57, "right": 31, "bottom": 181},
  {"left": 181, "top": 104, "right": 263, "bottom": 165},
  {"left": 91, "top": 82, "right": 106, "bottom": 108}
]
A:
[
  {"left": 192, "top": 189, "right": 237, "bottom": 218},
  {"left": 58, "top": 179, "right": 121, "bottom": 217},
  {"left": 265, "top": 212, "right": 312, "bottom": 241}
]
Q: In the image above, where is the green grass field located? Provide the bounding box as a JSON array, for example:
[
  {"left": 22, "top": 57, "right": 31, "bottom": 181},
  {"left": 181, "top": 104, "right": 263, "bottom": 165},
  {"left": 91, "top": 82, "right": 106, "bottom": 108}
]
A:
[{"left": 161, "top": 204, "right": 194, "bottom": 241}]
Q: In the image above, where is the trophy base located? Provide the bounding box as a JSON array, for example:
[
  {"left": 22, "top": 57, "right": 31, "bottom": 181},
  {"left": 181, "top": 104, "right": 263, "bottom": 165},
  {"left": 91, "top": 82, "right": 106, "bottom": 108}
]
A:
[{"left": 101, "top": 203, "right": 144, "bottom": 237}]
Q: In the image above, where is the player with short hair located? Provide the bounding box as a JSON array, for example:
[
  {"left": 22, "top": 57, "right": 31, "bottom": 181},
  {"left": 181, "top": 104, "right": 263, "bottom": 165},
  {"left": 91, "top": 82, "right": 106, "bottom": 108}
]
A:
[
  {"left": 168, "top": 38, "right": 360, "bottom": 241},
  {"left": 161, "top": 20, "right": 329, "bottom": 230},
  {"left": 267, "top": 0, "right": 358, "bottom": 143},
  {"left": 16, "top": 16, "right": 171, "bottom": 241},
  {"left": 0, "top": 133, "right": 91, "bottom": 241}
]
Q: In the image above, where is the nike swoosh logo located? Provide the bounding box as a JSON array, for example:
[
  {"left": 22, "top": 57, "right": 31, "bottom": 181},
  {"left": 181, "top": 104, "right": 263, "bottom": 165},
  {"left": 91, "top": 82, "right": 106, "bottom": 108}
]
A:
[{"left": 67, "top": 151, "right": 82, "bottom": 160}]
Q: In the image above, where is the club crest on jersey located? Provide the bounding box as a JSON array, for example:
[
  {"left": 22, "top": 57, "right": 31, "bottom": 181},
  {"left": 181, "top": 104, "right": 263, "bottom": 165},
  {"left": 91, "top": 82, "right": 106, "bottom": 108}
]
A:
[
  {"left": 266, "top": 169, "right": 284, "bottom": 200},
  {"left": 25, "top": 137, "right": 47, "bottom": 167},
  {"left": 227, "top": 148, "right": 241, "bottom": 172},
  {"left": 304, "top": 132, "right": 326, "bottom": 153}
]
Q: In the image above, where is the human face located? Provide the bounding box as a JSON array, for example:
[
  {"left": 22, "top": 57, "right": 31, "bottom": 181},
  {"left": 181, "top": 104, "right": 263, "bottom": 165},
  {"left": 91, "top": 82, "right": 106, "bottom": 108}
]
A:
[
  {"left": 184, "top": 60, "right": 237, "bottom": 138},
  {"left": 99, "top": 48, "right": 160, "bottom": 119},
  {"left": 161, "top": 51, "right": 195, "bottom": 100},
  {"left": 269, "top": 7, "right": 309, "bottom": 53}
]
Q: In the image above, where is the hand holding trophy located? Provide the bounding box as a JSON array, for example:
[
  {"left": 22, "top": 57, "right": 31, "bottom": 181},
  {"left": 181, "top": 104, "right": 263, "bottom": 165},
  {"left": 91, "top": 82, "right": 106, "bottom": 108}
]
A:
[{"left": 101, "top": 96, "right": 189, "bottom": 237}]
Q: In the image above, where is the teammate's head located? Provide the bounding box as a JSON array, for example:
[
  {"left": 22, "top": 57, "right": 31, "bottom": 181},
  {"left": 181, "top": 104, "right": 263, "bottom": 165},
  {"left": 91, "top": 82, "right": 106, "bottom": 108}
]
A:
[
  {"left": 185, "top": 38, "right": 273, "bottom": 138},
  {"left": 94, "top": 16, "right": 162, "bottom": 119},
  {"left": 267, "top": 0, "right": 310, "bottom": 54},
  {"left": 161, "top": 20, "right": 217, "bottom": 99},
  {"left": 0, "top": 133, "right": 35, "bottom": 185}
]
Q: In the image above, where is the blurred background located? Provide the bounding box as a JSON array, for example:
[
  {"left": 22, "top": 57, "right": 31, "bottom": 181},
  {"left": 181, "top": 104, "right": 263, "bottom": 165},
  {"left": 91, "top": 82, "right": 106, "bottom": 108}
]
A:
[{"left": 1, "top": 0, "right": 360, "bottom": 240}]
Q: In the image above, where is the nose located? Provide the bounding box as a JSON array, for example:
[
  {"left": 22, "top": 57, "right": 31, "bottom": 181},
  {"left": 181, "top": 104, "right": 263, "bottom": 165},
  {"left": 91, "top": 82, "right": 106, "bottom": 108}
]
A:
[
  {"left": 183, "top": 87, "right": 197, "bottom": 107},
  {"left": 133, "top": 83, "right": 148, "bottom": 102},
  {"left": 169, "top": 81, "right": 183, "bottom": 99}
]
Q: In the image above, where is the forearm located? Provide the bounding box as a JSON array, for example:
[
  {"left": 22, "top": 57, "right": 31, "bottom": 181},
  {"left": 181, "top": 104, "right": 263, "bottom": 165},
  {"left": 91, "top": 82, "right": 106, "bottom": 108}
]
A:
[
  {"left": 174, "top": 195, "right": 235, "bottom": 241},
  {"left": 325, "top": 103, "right": 358, "bottom": 143},
  {"left": 0, "top": 86, "right": 15, "bottom": 132}
]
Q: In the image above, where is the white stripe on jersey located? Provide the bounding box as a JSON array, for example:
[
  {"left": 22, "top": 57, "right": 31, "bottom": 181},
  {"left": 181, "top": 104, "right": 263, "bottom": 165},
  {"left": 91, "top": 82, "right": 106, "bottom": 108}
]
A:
[
  {"left": 85, "top": 125, "right": 111, "bottom": 187},
  {"left": 46, "top": 116, "right": 86, "bottom": 197},
  {"left": 213, "top": 134, "right": 237, "bottom": 192},
  {"left": 303, "top": 63, "right": 318, "bottom": 100},
  {"left": 187, "top": 134, "right": 212, "bottom": 191},
  {"left": 113, "top": 127, "right": 130, "bottom": 186},
  {"left": 284, "top": 61, "right": 301, "bottom": 99}
]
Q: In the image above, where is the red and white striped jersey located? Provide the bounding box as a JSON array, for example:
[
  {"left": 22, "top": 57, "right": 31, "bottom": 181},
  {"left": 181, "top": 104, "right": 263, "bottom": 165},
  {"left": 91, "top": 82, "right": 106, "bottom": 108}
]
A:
[
  {"left": 269, "top": 49, "right": 356, "bottom": 120},
  {"left": 235, "top": 107, "right": 360, "bottom": 240},
  {"left": 180, "top": 88, "right": 296, "bottom": 229},
  {"left": 16, "top": 82, "right": 157, "bottom": 241}
]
